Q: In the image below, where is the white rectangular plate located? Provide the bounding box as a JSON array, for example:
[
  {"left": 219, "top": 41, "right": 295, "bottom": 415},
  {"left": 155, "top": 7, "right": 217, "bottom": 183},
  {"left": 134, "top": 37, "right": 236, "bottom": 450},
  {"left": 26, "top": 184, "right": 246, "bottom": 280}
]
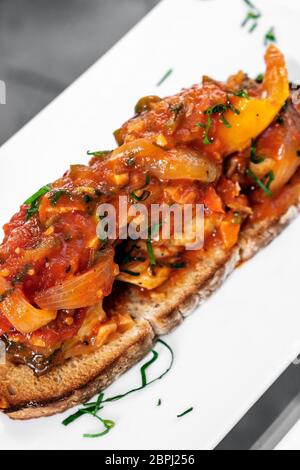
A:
[{"left": 1, "top": 0, "right": 300, "bottom": 450}]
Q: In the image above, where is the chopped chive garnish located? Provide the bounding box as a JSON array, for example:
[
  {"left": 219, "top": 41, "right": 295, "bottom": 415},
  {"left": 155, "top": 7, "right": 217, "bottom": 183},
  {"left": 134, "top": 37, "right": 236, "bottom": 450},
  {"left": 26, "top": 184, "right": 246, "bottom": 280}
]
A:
[
  {"left": 265, "top": 27, "right": 276, "bottom": 46},
  {"left": 150, "top": 222, "right": 162, "bottom": 238},
  {"left": 141, "top": 350, "right": 159, "bottom": 387},
  {"left": 250, "top": 141, "right": 264, "bottom": 164},
  {"left": 91, "top": 339, "right": 174, "bottom": 404},
  {"left": 63, "top": 339, "right": 174, "bottom": 438},
  {"left": 197, "top": 100, "right": 241, "bottom": 144},
  {"left": 256, "top": 73, "right": 264, "bottom": 84},
  {"left": 126, "top": 156, "right": 136, "bottom": 167},
  {"left": 157, "top": 68, "right": 173, "bottom": 87},
  {"left": 177, "top": 407, "right": 194, "bottom": 418},
  {"left": 170, "top": 262, "right": 186, "bottom": 269},
  {"left": 249, "top": 22, "right": 258, "bottom": 33},
  {"left": 221, "top": 115, "right": 231, "bottom": 128},
  {"left": 170, "top": 103, "right": 184, "bottom": 120},
  {"left": 83, "top": 417, "right": 115, "bottom": 439},
  {"left": 145, "top": 174, "right": 151, "bottom": 186},
  {"left": 24, "top": 184, "right": 51, "bottom": 220},
  {"left": 50, "top": 190, "right": 66, "bottom": 206},
  {"left": 83, "top": 194, "right": 93, "bottom": 204},
  {"left": 157, "top": 399, "right": 162, "bottom": 407},
  {"left": 206, "top": 104, "right": 228, "bottom": 114},
  {"left": 0, "top": 288, "right": 14, "bottom": 303},
  {"left": 203, "top": 115, "right": 213, "bottom": 145},
  {"left": 246, "top": 168, "right": 273, "bottom": 197},
  {"left": 24, "top": 185, "right": 51, "bottom": 206},
  {"left": 120, "top": 269, "right": 140, "bottom": 277},
  {"left": 11, "top": 264, "right": 32, "bottom": 286},
  {"left": 147, "top": 239, "right": 156, "bottom": 266},
  {"left": 276, "top": 115, "right": 284, "bottom": 126},
  {"left": 234, "top": 89, "right": 250, "bottom": 99},
  {"left": 241, "top": 1, "right": 261, "bottom": 33},
  {"left": 266, "top": 171, "right": 275, "bottom": 190},
  {"left": 228, "top": 101, "right": 240, "bottom": 115},
  {"left": 87, "top": 150, "right": 112, "bottom": 157},
  {"left": 130, "top": 190, "right": 150, "bottom": 202}
]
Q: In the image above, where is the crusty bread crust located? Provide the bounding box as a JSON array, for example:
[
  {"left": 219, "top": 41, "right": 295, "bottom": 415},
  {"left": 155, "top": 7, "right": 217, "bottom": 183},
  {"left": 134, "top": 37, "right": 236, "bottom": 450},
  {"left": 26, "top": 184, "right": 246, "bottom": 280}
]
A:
[
  {"left": 239, "top": 203, "right": 300, "bottom": 262},
  {"left": 1, "top": 186, "right": 300, "bottom": 420},
  {"left": 1, "top": 320, "right": 153, "bottom": 419}
]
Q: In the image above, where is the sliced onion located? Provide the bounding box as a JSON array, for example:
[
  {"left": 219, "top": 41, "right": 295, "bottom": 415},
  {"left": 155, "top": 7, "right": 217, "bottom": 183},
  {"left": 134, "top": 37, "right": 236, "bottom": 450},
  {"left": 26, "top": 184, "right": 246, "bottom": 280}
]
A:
[
  {"left": 0, "top": 277, "right": 56, "bottom": 334},
  {"left": 102, "top": 139, "right": 219, "bottom": 183},
  {"left": 20, "top": 237, "right": 59, "bottom": 264},
  {"left": 35, "top": 248, "right": 118, "bottom": 310}
]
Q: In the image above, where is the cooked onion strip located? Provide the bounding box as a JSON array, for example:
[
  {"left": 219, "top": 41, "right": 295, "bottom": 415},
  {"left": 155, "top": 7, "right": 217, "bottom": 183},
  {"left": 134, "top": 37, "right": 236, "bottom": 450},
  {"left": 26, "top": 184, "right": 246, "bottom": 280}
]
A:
[
  {"left": 101, "top": 139, "right": 219, "bottom": 183},
  {"left": 0, "top": 277, "right": 56, "bottom": 334},
  {"left": 35, "top": 248, "right": 118, "bottom": 310}
]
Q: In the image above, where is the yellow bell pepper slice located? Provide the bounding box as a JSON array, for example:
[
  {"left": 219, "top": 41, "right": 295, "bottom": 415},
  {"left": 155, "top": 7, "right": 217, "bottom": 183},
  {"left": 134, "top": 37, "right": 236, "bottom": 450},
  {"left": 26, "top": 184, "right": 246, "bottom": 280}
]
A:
[{"left": 217, "top": 45, "right": 289, "bottom": 155}]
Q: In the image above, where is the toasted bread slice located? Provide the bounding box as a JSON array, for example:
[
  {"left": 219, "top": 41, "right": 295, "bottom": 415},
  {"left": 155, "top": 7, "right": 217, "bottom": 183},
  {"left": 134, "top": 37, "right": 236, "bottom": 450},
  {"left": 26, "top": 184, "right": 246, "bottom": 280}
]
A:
[
  {"left": 108, "top": 174, "right": 300, "bottom": 335},
  {"left": 0, "top": 319, "right": 153, "bottom": 419},
  {"left": 109, "top": 245, "right": 239, "bottom": 335},
  {"left": 1, "top": 176, "right": 300, "bottom": 420}
]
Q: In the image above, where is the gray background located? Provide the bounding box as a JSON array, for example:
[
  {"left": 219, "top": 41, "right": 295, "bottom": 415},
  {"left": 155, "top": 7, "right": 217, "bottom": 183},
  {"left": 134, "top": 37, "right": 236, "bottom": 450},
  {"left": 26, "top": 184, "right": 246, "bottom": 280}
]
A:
[{"left": 0, "top": 0, "right": 159, "bottom": 145}]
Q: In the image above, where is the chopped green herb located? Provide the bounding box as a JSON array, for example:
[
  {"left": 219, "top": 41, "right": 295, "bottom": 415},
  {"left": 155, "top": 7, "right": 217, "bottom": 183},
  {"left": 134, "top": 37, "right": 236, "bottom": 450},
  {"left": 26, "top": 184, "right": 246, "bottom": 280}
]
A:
[
  {"left": 83, "top": 417, "right": 115, "bottom": 439},
  {"left": 170, "top": 103, "right": 184, "bottom": 120},
  {"left": 126, "top": 156, "right": 136, "bottom": 167},
  {"left": 150, "top": 222, "right": 162, "bottom": 239},
  {"left": 0, "top": 288, "right": 14, "bottom": 303},
  {"left": 130, "top": 190, "right": 150, "bottom": 202},
  {"left": 89, "top": 339, "right": 174, "bottom": 405},
  {"left": 241, "top": 0, "right": 261, "bottom": 33},
  {"left": 170, "top": 262, "right": 186, "bottom": 269},
  {"left": 282, "top": 100, "right": 289, "bottom": 111},
  {"left": 157, "top": 68, "right": 173, "bottom": 87},
  {"left": 228, "top": 101, "right": 240, "bottom": 115},
  {"left": 50, "top": 190, "right": 66, "bottom": 206},
  {"left": 203, "top": 115, "right": 213, "bottom": 145},
  {"left": 24, "top": 185, "right": 51, "bottom": 206},
  {"left": 276, "top": 115, "right": 285, "bottom": 126},
  {"left": 221, "top": 115, "right": 231, "bottom": 128},
  {"left": 250, "top": 141, "right": 264, "bottom": 164},
  {"left": 246, "top": 168, "right": 273, "bottom": 197},
  {"left": 11, "top": 264, "right": 32, "bottom": 286},
  {"left": 197, "top": 100, "right": 241, "bottom": 144},
  {"left": 63, "top": 339, "right": 174, "bottom": 438},
  {"left": 141, "top": 350, "right": 159, "bottom": 387},
  {"left": 256, "top": 73, "right": 264, "bottom": 84},
  {"left": 87, "top": 150, "right": 112, "bottom": 157},
  {"left": 157, "top": 399, "right": 162, "bottom": 407},
  {"left": 265, "top": 27, "right": 276, "bottom": 46},
  {"left": 83, "top": 194, "right": 93, "bottom": 204},
  {"left": 147, "top": 239, "right": 156, "bottom": 266},
  {"left": 234, "top": 89, "right": 250, "bottom": 99},
  {"left": 120, "top": 269, "right": 140, "bottom": 277},
  {"left": 177, "top": 407, "right": 194, "bottom": 418},
  {"left": 206, "top": 104, "right": 227, "bottom": 115},
  {"left": 145, "top": 174, "right": 151, "bottom": 186},
  {"left": 249, "top": 21, "right": 258, "bottom": 33},
  {"left": 24, "top": 185, "right": 51, "bottom": 220},
  {"left": 266, "top": 171, "right": 275, "bottom": 190}
]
